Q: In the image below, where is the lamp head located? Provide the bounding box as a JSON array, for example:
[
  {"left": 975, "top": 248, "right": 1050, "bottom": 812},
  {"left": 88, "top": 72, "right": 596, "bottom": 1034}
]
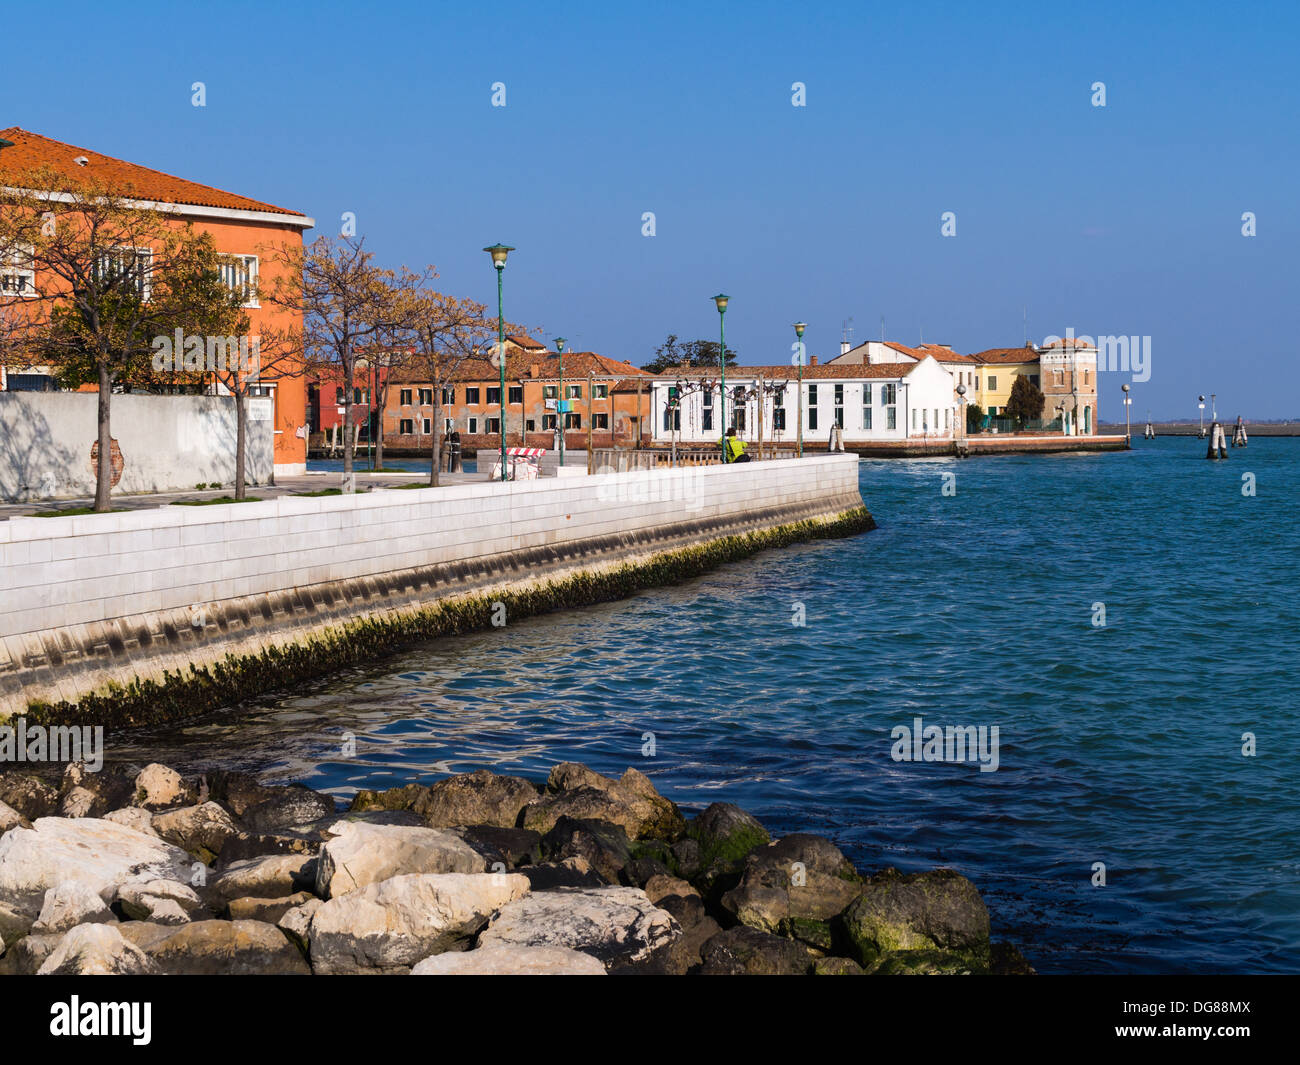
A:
[
  {"left": 793, "top": 321, "right": 806, "bottom": 338},
  {"left": 712, "top": 293, "right": 729, "bottom": 314},
  {"left": 483, "top": 243, "right": 514, "bottom": 269},
  {"left": 554, "top": 336, "right": 566, "bottom": 354}
]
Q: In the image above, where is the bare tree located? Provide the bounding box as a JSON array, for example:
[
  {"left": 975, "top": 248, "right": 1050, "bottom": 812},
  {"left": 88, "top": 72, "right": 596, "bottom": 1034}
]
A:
[
  {"left": 0, "top": 166, "right": 251, "bottom": 510},
  {"left": 264, "top": 236, "right": 414, "bottom": 493}
]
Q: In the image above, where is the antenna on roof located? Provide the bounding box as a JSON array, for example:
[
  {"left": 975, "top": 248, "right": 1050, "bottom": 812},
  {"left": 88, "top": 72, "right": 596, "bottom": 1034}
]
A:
[
  {"left": 1023, "top": 307, "right": 1028, "bottom": 346},
  {"left": 841, "top": 317, "right": 854, "bottom": 347},
  {"left": 880, "top": 316, "right": 885, "bottom": 341}
]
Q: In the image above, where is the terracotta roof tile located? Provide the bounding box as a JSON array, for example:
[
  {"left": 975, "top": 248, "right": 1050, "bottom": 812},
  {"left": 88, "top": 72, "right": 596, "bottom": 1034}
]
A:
[{"left": 0, "top": 127, "right": 305, "bottom": 218}]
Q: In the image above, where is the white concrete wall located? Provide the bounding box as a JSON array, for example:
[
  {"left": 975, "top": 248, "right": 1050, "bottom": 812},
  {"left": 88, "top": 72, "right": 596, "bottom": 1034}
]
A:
[
  {"left": 0, "top": 392, "right": 273, "bottom": 502},
  {"left": 0, "top": 455, "right": 863, "bottom": 643}
]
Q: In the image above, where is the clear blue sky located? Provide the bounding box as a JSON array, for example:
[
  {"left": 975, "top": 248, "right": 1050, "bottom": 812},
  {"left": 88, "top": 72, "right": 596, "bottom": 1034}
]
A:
[{"left": 4, "top": 0, "right": 1297, "bottom": 418}]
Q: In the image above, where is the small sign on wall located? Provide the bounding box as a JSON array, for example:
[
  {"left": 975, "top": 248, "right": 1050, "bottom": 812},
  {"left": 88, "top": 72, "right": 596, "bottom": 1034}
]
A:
[{"left": 249, "top": 399, "right": 272, "bottom": 421}]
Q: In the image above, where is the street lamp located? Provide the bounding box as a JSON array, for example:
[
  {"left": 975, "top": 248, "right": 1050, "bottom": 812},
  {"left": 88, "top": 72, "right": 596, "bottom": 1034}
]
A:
[
  {"left": 956, "top": 382, "right": 967, "bottom": 449},
  {"left": 793, "top": 322, "right": 806, "bottom": 458},
  {"left": 713, "top": 294, "right": 729, "bottom": 461},
  {"left": 1121, "top": 383, "right": 1131, "bottom": 445},
  {"left": 553, "top": 336, "right": 566, "bottom": 467},
  {"left": 483, "top": 243, "right": 514, "bottom": 481}
]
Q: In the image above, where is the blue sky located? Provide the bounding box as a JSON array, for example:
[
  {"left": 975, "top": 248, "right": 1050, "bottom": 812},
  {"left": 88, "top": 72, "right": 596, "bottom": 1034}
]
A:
[{"left": 4, "top": 0, "right": 1297, "bottom": 417}]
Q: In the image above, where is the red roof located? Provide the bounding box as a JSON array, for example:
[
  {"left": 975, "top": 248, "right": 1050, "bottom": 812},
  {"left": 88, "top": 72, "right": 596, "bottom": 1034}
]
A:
[
  {"left": 972, "top": 346, "right": 1040, "bottom": 364},
  {"left": 0, "top": 127, "right": 306, "bottom": 218},
  {"left": 506, "top": 334, "right": 547, "bottom": 351}
]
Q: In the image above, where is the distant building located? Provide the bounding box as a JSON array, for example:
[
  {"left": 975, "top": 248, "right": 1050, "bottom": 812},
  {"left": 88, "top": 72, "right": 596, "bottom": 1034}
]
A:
[
  {"left": 969, "top": 344, "right": 1041, "bottom": 418},
  {"left": 649, "top": 355, "right": 958, "bottom": 447},
  {"left": 1038, "top": 337, "right": 1098, "bottom": 435},
  {"left": 383, "top": 351, "right": 653, "bottom": 452}
]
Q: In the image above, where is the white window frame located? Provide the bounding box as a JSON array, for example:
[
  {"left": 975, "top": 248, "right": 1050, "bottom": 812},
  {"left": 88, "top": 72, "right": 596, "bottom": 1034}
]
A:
[
  {"left": 219, "top": 254, "right": 259, "bottom": 308},
  {"left": 95, "top": 246, "right": 153, "bottom": 301},
  {"left": 1, "top": 243, "right": 37, "bottom": 297}
]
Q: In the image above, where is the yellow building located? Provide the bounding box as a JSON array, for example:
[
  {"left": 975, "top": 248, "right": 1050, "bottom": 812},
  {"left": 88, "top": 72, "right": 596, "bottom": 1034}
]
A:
[{"left": 971, "top": 345, "right": 1041, "bottom": 418}]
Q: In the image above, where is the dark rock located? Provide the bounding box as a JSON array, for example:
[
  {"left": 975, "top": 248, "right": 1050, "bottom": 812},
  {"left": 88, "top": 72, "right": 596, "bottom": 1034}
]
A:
[
  {"left": 0, "top": 771, "right": 59, "bottom": 820},
  {"left": 841, "top": 868, "right": 991, "bottom": 967},
  {"left": 813, "top": 956, "right": 867, "bottom": 975},
  {"left": 698, "top": 926, "right": 815, "bottom": 975},
  {"left": 868, "top": 948, "right": 986, "bottom": 975},
  {"left": 612, "top": 915, "right": 722, "bottom": 975},
  {"left": 539, "top": 817, "right": 631, "bottom": 884},
  {"left": 215, "top": 831, "right": 320, "bottom": 866},
  {"left": 118, "top": 919, "right": 311, "bottom": 975},
  {"left": 990, "top": 941, "right": 1036, "bottom": 975},
  {"left": 59, "top": 762, "right": 138, "bottom": 817},
  {"left": 413, "top": 769, "right": 538, "bottom": 830},
  {"left": 348, "top": 783, "right": 428, "bottom": 813},
  {"left": 720, "top": 834, "right": 862, "bottom": 948},
  {"left": 454, "top": 825, "right": 543, "bottom": 869},
  {"left": 691, "top": 803, "right": 771, "bottom": 869},
  {"left": 522, "top": 765, "right": 685, "bottom": 841},
  {"left": 621, "top": 857, "right": 671, "bottom": 887},
  {"left": 670, "top": 838, "right": 702, "bottom": 880},
  {"left": 241, "top": 786, "right": 337, "bottom": 833},
  {"left": 518, "top": 858, "right": 607, "bottom": 891}
]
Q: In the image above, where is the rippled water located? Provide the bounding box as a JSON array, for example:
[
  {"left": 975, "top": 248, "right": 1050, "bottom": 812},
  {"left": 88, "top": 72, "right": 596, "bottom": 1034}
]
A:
[{"left": 115, "top": 437, "right": 1300, "bottom": 974}]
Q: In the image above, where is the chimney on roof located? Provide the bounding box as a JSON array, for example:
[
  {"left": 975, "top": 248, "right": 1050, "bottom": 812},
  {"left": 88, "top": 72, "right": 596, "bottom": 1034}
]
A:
[
  {"left": 529, "top": 363, "right": 540, "bottom": 378},
  {"left": 809, "top": 355, "right": 819, "bottom": 367},
  {"left": 840, "top": 340, "right": 850, "bottom": 356}
]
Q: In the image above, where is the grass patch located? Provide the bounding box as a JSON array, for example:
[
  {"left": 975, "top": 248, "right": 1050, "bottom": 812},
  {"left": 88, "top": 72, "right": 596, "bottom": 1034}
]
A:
[
  {"left": 30, "top": 507, "right": 127, "bottom": 517},
  {"left": 292, "top": 488, "right": 343, "bottom": 497},
  {"left": 173, "top": 495, "right": 263, "bottom": 506}
]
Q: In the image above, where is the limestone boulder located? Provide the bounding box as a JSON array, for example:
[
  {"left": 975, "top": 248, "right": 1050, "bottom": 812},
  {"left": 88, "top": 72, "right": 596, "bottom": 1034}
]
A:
[
  {"left": 0, "top": 799, "right": 31, "bottom": 835},
  {"left": 115, "top": 878, "right": 204, "bottom": 924},
  {"left": 102, "top": 807, "right": 157, "bottom": 836},
  {"left": 309, "top": 872, "right": 530, "bottom": 974},
  {"left": 479, "top": 886, "right": 679, "bottom": 967},
  {"left": 0, "top": 817, "right": 193, "bottom": 917},
  {"left": 228, "top": 891, "right": 315, "bottom": 924},
  {"left": 38, "top": 923, "right": 159, "bottom": 975},
  {"left": 412, "top": 944, "right": 606, "bottom": 975},
  {"left": 0, "top": 770, "right": 59, "bottom": 820},
  {"left": 315, "top": 820, "right": 484, "bottom": 898},
  {"left": 60, "top": 762, "right": 138, "bottom": 817},
  {"left": 117, "top": 919, "right": 310, "bottom": 975},
  {"left": 31, "top": 882, "right": 116, "bottom": 935},
  {"left": 132, "top": 763, "right": 191, "bottom": 810},
  {"left": 211, "top": 853, "right": 316, "bottom": 903},
  {"left": 152, "top": 802, "right": 243, "bottom": 861}
]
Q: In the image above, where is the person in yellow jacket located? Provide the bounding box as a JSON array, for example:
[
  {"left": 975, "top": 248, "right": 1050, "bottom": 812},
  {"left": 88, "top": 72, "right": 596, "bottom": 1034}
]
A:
[{"left": 720, "top": 427, "right": 751, "bottom": 463}]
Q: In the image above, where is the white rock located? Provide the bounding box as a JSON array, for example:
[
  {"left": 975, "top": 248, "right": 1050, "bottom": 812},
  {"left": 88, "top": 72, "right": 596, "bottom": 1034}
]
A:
[
  {"left": 211, "top": 854, "right": 314, "bottom": 902},
  {"left": 133, "top": 763, "right": 186, "bottom": 809},
  {"left": 37, "top": 923, "right": 159, "bottom": 975},
  {"left": 479, "top": 886, "right": 680, "bottom": 965},
  {"left": 315, "top": 820, "right": 485, "bottom": 898},
  {"left": 151, "top": 801, "right": 240, "bottom": 855},
  {"left": 31, "top": 882, "right": 115, "bottom": 935},
  {"left": 0, "top": 817, "right": 193, "bottom": 917},
  {"left": 276, "top": 896, "right": 323, "bottom": 951},
  {"left": 310, "top": 872, "right": 529, "bottom": 974},
  {"left": 0, "top": 799, "right": 30, "bottom": 835},
  {"left": 58, "top": 786, "right": 98, "bottom": 818},
  {"left": 116, "top": 878, "right": 202, "bottom": 924},
  {"left": 102, "top": 807, "right": 157, "bottom": 836},
  {"left": 411, "top": 944, "right": 606, "bottom": 975}
]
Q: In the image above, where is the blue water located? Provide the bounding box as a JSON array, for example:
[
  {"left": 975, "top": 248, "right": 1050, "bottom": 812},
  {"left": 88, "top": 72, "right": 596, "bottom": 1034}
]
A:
[{"left": 119, "top": 438, "right": 1300, "bottom": 974}]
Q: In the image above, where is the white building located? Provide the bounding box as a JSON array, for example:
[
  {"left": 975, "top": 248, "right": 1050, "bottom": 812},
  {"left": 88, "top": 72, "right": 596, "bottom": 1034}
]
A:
[
  {"left": 829, "top": 340, "right": 981, "bottom": 397},
  {"left": 650, "top": 356, "right": 958, "bottom": 447}
]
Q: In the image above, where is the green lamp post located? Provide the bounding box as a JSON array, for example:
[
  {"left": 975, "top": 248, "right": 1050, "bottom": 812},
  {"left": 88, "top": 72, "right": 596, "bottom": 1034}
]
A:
[
  {"left": 483, "top": 243, "right": 514, "bottom": 481},
  {"left": 793, "top": 321, "right": 806, "bottom": 459},
  {"left": 554, "top": 336, "right": 567, "bottom": 467},
  {"left": 713, "top": 294, "right": 729, "bottom": 462}
]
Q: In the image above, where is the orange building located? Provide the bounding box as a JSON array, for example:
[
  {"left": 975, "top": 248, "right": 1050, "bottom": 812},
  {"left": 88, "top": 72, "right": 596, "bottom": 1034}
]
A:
[
  {"left": 0, "top": 128, "right": 314, "bottom": 475},
  {"left": 385, "top": 349, "right": 652, "bottom": 453}
]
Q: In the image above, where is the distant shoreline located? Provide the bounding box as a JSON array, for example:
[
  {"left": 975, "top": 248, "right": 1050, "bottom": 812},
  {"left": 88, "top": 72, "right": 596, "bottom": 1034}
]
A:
[{"left": 1100, "top": 422, "right": 1300, "bottom": 437}]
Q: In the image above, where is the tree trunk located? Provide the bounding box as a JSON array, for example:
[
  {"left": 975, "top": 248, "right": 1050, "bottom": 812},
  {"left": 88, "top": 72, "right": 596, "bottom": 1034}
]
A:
[
  {"left": 374, "top": 378, "right": 385, "bottom": 471},
  {"left": 94, "top": 362, "right": 113, "bottom": 512},
  {"left": 342, "top": 358, "right": 355, "bottom": 492},
  {"left": 430, "top": 392, "right": 441, "bottom": 487},
  {"left": 234, "top": 388, "right": 247, "bottom": 501}
]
